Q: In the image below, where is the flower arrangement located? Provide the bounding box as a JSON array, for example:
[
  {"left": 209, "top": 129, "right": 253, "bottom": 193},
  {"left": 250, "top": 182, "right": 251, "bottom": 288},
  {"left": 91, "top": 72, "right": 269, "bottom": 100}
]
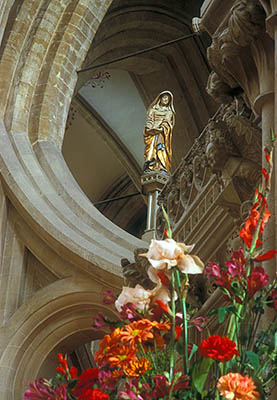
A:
[{"left": 24, "top": 140, "right": 277, "bottom": 399}]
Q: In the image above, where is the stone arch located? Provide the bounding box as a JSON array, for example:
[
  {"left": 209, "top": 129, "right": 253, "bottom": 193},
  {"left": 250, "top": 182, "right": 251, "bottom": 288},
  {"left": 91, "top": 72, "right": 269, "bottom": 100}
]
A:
[{"left": 0, "top": 277, "right": 118, "bottom": 399}]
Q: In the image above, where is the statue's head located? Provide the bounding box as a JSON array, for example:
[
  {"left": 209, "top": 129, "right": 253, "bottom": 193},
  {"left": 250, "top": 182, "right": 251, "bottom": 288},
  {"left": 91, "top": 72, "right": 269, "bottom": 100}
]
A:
[
  {"left": 160, "top": 92, "right": 171, "bottom": 106},
  {"left": 149, "top": 90, "right": 175, "bottom": 113}
]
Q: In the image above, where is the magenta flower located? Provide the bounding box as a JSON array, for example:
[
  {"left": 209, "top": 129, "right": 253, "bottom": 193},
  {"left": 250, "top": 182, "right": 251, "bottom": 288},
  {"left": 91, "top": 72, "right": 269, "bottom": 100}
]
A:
[
  {"left": 205, "top": 262, "right": 221, "bottom": 279},
  {"left": 120, "top": 302, "right": 138, "bottom": 321},
  {"left": 98, "top": 370, "right": 117, "bottom": 391},
  {"left": 103, "top": 289, "right": 116, "bottom": 305},
  {"left": 24, "top": 380, "right": 52, "bottom": 399},
  {"left": 92, "top": 312, "right": 108, "bottom": 331},
  {"left": 231, "top": 248, "right": 247, "bottom": 266},
  {"left": 190, "top": 316, "right": 209, "bottom": 332},
  {"left": 247, "top": 266, "right": 269, "bottom": 298},
  {"left": 152, "top": 375, "right": 168, "bottom": 398},
  {"left": 48, "top": 385, "right": 67, "bottom": 400},
  {"left": 225, "top": 261, "right": 245, "bottom": 280},
  {"left": 118, "top": 381, "right": 144, "bottom": 400}
]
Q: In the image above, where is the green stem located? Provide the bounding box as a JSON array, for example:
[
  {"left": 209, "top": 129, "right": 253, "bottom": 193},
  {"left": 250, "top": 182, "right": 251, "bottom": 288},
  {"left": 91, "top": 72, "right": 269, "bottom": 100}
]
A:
[
  {"left": 175, "top": 270, "right": 189, "bottom": 375},
  {"left": 262, "top": 372, "right": 277, "bottom": 387},
  {"left": 169, "top": 268, "right": 176, "bottom": 382},
  {"left": 215, "top": 362, "right": 220, "bottom": 400}
]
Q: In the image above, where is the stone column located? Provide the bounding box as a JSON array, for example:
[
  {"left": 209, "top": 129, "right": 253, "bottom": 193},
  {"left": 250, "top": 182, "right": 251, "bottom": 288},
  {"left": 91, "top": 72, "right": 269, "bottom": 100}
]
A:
[
  {"left": 266, "top": 3, "right": 277, "bottom": 280},
  {"left": 141, "top": 172, "right": 169, "bottom": 242},
  {"left": 252, "top": 35, "right": 275, "bottom": 280}
]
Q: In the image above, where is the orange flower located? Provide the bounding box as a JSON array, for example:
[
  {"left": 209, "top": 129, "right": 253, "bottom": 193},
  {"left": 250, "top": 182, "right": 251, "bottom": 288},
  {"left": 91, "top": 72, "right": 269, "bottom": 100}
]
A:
[
  {"left": 106, "top": 344, "right": 137, "bottom": 368},
  {"left": 119, "top": 319, "right": 153, "bottom": 345},
  {"left": 151, "top": 321, "right": 171, "bottom": 332},
  {"left": 217, "top": 373, "right": 261, "bottom": 400},
  {"left": 123, "top": 357, "right": 151, "bottom": 377},
  {"left": 112, "top": 369, "right": 124, "bottom": 379},
  {"left": 94, "top": 328, "right": 122, "bottom": 366}
]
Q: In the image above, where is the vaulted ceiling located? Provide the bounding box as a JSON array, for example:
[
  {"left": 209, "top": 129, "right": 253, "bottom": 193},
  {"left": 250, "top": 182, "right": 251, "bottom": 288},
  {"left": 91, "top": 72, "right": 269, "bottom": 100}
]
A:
[{"left": 62, "top": 0, "right": 217, "bottom": 237}]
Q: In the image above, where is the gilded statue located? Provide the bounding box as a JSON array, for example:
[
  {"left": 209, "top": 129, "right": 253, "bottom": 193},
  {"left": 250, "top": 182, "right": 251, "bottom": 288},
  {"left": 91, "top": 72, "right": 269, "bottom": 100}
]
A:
[{"left": 143, "top": 91, "right": 175, "bottom": 173}]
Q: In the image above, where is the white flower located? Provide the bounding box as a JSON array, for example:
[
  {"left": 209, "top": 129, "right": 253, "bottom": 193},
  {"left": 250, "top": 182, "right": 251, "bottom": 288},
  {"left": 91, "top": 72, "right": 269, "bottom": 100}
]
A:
[
  {"left": 141, "top": 238, "right": 204, "bottom": 284},
  {"left": 115, "top": 284, "right": 152, "bottom": 312}
]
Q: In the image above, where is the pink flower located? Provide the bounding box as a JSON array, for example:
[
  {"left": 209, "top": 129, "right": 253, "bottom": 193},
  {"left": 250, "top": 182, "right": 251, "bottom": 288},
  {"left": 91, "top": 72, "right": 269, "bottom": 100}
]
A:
[
  {"left": 152, "top": 375, "right": 168, "bottom": 398},
  {"left": 247, "top": 266, "right": 269, "bottom": 298},
  {"left": 115, "top": 284, "right": 152, "bottom": 312},
  {"left": 120, "top": 303, "right": 138, "bottom": 321},
  {"left": 205, "top": 262, "right": 221, "bottom": 279},
  {"left": 232, "top": 248, "right": 247, "bottom": 266},
  {"left": 24, "top": 380, "right": 52, "bottom": 399},
  {"left": 98, "top": 370, "right": 117, "bottom": 391},
  {"left": 118, "top": 380, "right": 144, "bottom": 400},
  {"left": 190, "top": 316, "right": 209, "bottom": 332},
  {"left": 92, "top": 312, "right": 108, "bottom": 331},
  {"left": 103, "top": 289, "right": 116, "bottom": 305},
  {"left": 48, "top": 385, "right": 67, "bottom": 400},
  {"left": 215, "top": 270, "right": 232, "bottom": 293},
  {"left": 225, "top": 261, "right": 245, "bottom": 280}
]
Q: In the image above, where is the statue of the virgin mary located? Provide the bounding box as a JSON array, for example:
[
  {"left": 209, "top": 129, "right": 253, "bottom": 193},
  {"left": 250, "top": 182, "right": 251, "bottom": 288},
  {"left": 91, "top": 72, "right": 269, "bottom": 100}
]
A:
[{"left": 143, "top": 91, "right": 175, "bottom": 173}]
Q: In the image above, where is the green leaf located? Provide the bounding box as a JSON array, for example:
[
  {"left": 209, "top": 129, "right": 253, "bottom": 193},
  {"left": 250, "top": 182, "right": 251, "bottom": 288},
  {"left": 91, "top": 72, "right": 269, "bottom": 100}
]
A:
[
  {"left": 246, "top": 351, "right": 259, "bottom": 371},
  {"left": 218, "top": 307, "right": 228, "bottom": 323},
  {"left": 209, "top": 306, "right": 238, "bottom": 324},
  {"left": 192, "top": 357, "right": 214, "bottom": 394},
  {"left": 189, "top": 344, "right": 198, "bottom": 360}
]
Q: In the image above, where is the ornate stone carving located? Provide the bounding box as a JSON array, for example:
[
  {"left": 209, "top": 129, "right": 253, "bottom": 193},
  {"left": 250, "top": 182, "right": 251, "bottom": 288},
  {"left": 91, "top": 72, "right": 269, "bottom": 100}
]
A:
[
  {"left": 156, "top": 100, "right": 261, "bottom": 240},
  {"left": 206, "top": 0, "right": 266, "bottom": 104},
  {"left": 121, "top": 248, "right": 155, "bottom": 290}
]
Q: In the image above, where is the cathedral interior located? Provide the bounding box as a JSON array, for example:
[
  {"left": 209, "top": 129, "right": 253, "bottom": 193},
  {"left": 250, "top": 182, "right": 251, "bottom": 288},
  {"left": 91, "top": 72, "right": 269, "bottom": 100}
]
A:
[{"left": 0, "top": 0, "right": 276, "bottom": 398}]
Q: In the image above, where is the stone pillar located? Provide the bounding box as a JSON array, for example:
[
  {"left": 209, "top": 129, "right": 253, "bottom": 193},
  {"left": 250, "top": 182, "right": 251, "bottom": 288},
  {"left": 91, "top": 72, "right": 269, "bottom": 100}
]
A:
[
  {"left": 252, "top": 35, "right": 275, "bottom": 280},
  {"left": 266, "top": 3, "right": 277, "bottom": 281},
  {"left": 141, "top": 172, "right": 169, "bottom": 242}
]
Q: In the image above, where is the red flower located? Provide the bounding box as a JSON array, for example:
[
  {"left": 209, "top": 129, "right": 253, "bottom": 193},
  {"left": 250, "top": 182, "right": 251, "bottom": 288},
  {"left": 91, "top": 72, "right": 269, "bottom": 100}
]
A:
[
  {"left": 175, "top": 325, "right": 182, "bottom": 340},
  {"left": 240, "top": 196, "right": 270, "bottom": 249},
  {"left": 150, "top": 299, "right": 170, "bottom": 321},
  {"left": 73, "top": 368, "right": 99, "bottom": 397},
  {"left": 157, "top": 271, "right": 170, "bottom": 286},
  {"left": 69, "top": 366, "right": 78, "bottom": 379},
  {"left": 199, "top": 335, "right": 239, "bottom": 362},
  {"left": 77, "top": 388, "right": 109, "bottom": 400},
  {"left": 215, "top": 270, "right": 232, "bottom": 293},
  {"left": 247, "top": 266, "right": 269, "bottom": 298},
  {"left": 255, "top": 250, "right": 277, "bottom": 261},
  {"left": 56, "top": 353, "right": 68, "bottom": 375}
]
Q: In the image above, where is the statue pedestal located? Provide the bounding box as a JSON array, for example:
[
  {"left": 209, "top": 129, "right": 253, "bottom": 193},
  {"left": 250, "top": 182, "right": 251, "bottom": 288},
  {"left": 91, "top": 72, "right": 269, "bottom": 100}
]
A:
[{"left": 141, "top": 171, "right": 169, "bottom": 242}]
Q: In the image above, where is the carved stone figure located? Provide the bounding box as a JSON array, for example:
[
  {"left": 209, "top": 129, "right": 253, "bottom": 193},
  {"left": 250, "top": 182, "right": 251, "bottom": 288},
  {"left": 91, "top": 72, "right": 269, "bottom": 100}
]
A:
[{"left": 143, "top": 91, "right": 175, "bottom": 173}]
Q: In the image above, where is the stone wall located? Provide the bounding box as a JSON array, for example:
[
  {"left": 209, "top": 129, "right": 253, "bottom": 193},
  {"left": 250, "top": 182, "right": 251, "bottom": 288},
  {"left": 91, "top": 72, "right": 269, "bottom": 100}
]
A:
[{"left": 0, "top": 1, "right": 147, "bottom": 398}]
